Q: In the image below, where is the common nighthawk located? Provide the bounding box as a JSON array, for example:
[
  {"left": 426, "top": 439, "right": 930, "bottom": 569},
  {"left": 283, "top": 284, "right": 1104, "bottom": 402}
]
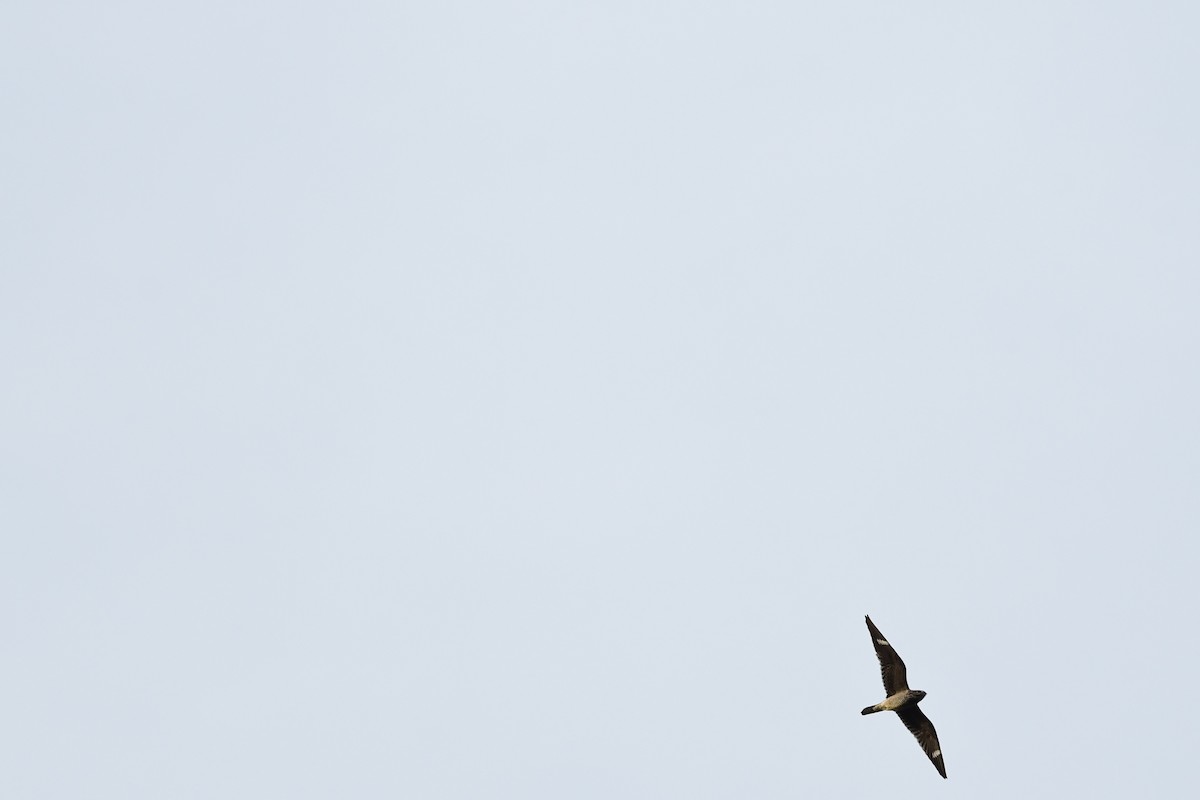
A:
[{"left": 860, "top": 615, "right": 947, "bottom": 779}]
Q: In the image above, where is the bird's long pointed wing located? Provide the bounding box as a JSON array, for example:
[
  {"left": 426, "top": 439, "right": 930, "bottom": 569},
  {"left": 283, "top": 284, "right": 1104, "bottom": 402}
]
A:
[
  {"left": 896, "top": 706, "right": 947, "bottom": 779},
  {"left": 865, "top": 615, "right": 908, "bottom": 695}
]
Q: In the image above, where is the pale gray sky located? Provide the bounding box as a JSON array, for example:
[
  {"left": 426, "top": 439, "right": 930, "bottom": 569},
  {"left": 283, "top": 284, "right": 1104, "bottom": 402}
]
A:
[{"left": 3, "top": 2, "right": 1198, "bottom": 797}]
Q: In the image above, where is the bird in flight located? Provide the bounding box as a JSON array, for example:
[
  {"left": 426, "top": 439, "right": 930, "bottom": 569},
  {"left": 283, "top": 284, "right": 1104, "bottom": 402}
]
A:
[{"left": 860, "top": 615, "right": 947, "bottom": 779}]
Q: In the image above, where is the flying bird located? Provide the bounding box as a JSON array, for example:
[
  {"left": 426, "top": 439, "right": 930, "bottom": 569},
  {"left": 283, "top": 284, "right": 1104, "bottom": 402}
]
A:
[{"left": 860, "top": 615, "right": 947, "bottom": 779}]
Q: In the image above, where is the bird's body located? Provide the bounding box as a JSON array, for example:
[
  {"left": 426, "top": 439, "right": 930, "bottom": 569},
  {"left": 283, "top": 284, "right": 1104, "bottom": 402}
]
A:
[
  {"left": 860, "top": 615, "right": 947, "bottom": 779},
  {"left": 862, "top": 689, "right": 924, "bottom": 714}
]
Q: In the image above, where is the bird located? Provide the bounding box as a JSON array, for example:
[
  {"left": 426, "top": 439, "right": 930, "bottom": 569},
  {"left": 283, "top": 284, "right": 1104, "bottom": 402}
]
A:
[{"left": 860, "top": 615, "right": 947, "bottom": 779}]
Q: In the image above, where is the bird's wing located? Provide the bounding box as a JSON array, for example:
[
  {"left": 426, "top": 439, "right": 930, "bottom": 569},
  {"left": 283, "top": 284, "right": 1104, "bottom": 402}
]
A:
[
  {"left": 864, "top": 615, "right": 908, "bottom": 694},
  {"left": 896, "top": 706, "right": 947, "bottom": 779}
]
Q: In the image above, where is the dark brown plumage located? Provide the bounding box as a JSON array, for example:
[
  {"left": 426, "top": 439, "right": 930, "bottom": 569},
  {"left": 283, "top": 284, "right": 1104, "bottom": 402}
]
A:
[{"left": 861, "top": 615, "right": 947, "bottom": 779}]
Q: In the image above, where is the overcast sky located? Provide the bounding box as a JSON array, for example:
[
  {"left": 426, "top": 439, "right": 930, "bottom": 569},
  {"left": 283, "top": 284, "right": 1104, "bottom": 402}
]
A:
[{"left": 3, "top": 2, "right": 1198, "bottom": 798}]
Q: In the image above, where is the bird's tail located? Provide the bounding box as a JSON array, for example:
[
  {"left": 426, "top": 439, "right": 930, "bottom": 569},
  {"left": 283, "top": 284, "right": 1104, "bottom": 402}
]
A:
[{"left": 861, "top": 704, "right": 882, "bottom": 715}]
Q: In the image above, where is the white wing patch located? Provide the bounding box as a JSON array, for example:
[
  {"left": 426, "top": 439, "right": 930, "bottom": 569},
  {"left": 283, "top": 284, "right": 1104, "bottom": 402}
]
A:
[
  {"left": 932, "top": 750, "right": 941, "bottom": 758},
  {"left": 876, "top": 639, "right": 889, "bottom": 646}
]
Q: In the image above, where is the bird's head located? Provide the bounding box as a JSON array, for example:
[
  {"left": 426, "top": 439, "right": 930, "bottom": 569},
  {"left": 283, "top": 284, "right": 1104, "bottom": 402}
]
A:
[{"left": 912, "top": 690, "right": 928, "bottom": 702}]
